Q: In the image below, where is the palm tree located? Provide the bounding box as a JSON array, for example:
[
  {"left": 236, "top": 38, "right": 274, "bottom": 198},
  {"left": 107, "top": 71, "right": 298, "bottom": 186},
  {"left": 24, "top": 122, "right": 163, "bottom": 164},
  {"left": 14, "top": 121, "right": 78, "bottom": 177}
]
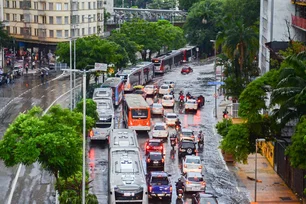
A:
[{"left": 271, "top": 51, "right": 306, "bottom": 127}]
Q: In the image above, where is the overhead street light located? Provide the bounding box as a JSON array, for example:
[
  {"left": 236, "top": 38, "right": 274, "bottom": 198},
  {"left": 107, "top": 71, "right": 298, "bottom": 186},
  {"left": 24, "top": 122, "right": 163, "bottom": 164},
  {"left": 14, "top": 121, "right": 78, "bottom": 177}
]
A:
[
  {"left": 210, "top": 39, "right": 217, "bottom": 118},
  {"left": 255, "top": 138, "right": 266, "bottom": 202},
  {"left": 62, "top": 65, "right": 95, "bottom": 204}
]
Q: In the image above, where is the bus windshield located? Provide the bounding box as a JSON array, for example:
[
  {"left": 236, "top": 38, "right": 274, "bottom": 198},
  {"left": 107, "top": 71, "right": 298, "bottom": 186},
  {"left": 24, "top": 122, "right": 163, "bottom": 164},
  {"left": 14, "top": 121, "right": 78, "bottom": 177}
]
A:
[
  {"left": 96, "top": 123, "right": 112, "bottom": 128},
  {"left": 132, "top": 109, "right": 148, "bottom": 119}
]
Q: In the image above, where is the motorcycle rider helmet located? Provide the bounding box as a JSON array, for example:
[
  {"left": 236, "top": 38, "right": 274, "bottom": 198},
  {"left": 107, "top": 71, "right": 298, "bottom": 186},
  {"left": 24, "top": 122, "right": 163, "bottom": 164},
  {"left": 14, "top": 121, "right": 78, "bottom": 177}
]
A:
[
  {"left": 199, "top": 130, "right": 202, "bottom": 133},
  {"left": 178, "top": 178, "right": 181, "bottom": 182}
]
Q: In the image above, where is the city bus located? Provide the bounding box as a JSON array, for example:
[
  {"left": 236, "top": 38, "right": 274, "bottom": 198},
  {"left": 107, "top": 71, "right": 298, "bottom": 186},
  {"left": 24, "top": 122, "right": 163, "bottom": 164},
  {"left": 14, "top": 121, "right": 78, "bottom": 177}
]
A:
[
  {"left": 101, "top": 77, "right": 124, "bottom": 106},
  {"left": 151, "top": 50, "right": 182, "bottom": 74},
  {"left": 136, "top": 62, "right": 154, "bottom": 84},
  {"left": 122, "top": 94, "right": 151, "bottom": 131},
  {"left": 179, "top": 46, "right": 197, "bottom": 62}
]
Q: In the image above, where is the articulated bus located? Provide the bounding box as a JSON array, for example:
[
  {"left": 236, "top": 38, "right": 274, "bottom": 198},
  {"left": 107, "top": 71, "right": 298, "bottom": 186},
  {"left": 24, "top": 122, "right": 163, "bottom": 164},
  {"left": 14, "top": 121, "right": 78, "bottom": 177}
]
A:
[
  {"left": 179, "top": 46, "right": 197, "bottom": 63},
  {"left": 151, "top": 50, "right": 182, "bottom": 74},
  {"left": 109, "top": 129, "right": 148, "bottom": 204},
  {"left": 101, "top": 77, "right": 124, "bottom": 106},
  {"left": 122, "top": 94, "right": 151, "bottom": 131},
  {"left": 115, "top": 62, "right": 154, "bottom": 92}
]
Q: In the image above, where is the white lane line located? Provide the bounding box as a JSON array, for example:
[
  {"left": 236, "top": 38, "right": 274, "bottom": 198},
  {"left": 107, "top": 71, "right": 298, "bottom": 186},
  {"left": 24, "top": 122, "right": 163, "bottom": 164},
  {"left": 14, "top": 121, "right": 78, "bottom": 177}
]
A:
[{"left": 7, "top": 164, "right": 22, "bottom": 204}]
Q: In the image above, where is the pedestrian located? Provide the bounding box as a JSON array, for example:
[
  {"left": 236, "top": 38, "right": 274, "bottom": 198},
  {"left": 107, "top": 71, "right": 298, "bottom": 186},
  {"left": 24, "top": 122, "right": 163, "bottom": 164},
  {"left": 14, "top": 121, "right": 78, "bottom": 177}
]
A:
[{"left": 32, "top": 61, "right": 35, "bottom": 70}]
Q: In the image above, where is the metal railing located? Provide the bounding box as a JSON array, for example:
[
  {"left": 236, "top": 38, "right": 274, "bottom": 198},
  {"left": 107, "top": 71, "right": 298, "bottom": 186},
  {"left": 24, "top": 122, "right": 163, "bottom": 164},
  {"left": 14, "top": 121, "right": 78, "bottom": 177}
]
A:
[{"left": 291, "top": 14, "right": 306, "bottom": 30}]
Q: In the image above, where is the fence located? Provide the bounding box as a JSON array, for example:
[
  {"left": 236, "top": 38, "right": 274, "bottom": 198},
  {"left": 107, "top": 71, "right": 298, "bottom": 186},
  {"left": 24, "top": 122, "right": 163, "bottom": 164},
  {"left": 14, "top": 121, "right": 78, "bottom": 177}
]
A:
[{"left": 54, "top": 63, "right": 68, "bottom": 71}]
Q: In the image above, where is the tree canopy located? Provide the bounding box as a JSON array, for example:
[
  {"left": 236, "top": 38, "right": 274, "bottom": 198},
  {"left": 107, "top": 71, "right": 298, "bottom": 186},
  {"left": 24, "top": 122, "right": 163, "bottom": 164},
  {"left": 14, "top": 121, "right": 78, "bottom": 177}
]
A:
[{"left": 0, "top": 23, "right": 12, "bottom": 49}]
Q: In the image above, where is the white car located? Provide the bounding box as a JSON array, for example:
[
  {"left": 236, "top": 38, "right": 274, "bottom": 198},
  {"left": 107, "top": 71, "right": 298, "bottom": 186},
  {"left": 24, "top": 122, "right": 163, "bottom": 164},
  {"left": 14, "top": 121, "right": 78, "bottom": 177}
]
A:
[
  {"left": 164, "top": 113, "right": 178, "bottom": 126},
  {"left": 163, "top": 80, "right": 175, "bottom": 89},
  {"left": 181, "top": 172, "right": 206, "bottom": 192},
  {"left": 144, "top": 85, "right": 157, "bottom": 95},
  {"left": 185, "top": 99, "right": 198, "bottom": 112},
  {"left": 151, "top": 103, "right": 164, "bottom": 115},
  {"left": 161, "top": 95, "right": 175, "bottom": 108},
  {"left": 180, "top": 129, "right": 195, "bottom": 142},
  {"left": 182, "top": 155, "right": 203, "bottom": 173},
  {"left": 159, "top": 84, "right": 171, "bottom": 95},
  {"left": 152, "top": 122, "right": 169, "bottom": 139}
]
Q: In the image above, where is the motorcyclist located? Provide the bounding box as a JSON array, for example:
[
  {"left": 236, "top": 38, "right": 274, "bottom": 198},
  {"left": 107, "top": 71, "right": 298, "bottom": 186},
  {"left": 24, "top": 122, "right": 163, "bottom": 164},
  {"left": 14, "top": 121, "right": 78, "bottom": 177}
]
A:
[
  {"left": 198, "top": 95, "right": 205, "bottom": 106},
  {"left": 170, "top": 90, "right": 175, "bottom": 97},
  {"left": 175, "top": 119, "right": 181, "bottom": 127},
  {"left": 176, "top": 178, "right": 184, "bottom": 195},
  {"left": 179, "top": 90, "right": 184, "bottom": 96},
  {"left": 179, "top": 94, "right": 184, "bottom": 101},
  {"left": 198, "top": 130, "right": 204, "bottom": 143},
  {"left": 186, "top": 92, "right": 191, "bottom": 101}
]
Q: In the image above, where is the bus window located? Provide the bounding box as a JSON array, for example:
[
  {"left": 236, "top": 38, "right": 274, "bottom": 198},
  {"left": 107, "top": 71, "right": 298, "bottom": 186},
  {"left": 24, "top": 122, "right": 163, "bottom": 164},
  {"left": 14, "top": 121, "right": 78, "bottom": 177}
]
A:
[
  {"left": 96, "top": 123, "right": 112, "bottom": 128},
  {"left": 132, "top": 109, "right": 148, "bottom": 119}
]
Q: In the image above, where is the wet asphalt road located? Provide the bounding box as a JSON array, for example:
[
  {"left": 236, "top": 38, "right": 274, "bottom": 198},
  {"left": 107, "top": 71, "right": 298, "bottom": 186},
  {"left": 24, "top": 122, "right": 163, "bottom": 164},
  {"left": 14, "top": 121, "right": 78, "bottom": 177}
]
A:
[
  {"left": 0, "top": 71, "right": 83, "bottom": 204},
  {"left": 88, "top": 62, "right": 251, "bottom": 204}
]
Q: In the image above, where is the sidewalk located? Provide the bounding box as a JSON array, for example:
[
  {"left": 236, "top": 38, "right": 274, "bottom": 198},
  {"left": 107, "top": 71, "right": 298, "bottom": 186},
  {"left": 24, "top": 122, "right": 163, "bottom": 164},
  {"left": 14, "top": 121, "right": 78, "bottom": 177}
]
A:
[{"left": 216, "top": 98, "right": 302, "bottom": 204}]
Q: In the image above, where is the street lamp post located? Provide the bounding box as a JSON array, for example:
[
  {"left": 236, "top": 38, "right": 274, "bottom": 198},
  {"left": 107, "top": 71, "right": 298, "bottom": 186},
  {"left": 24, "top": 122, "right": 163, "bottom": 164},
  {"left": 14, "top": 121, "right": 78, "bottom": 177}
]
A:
[
  {"left": 210, "top": 40, "right": 217, "bottom": 118},
  {"left": 146, "top": 49, "right": 150, "bottom": 61},
  {"left": 196, "top": 47, "right": 199, "bottom": 64},
  {"left": 255, "top": 138, "right": 265, "bottom": 202},
  {"left": 69, "top": 39, "right": 73, "bottom": 110}
]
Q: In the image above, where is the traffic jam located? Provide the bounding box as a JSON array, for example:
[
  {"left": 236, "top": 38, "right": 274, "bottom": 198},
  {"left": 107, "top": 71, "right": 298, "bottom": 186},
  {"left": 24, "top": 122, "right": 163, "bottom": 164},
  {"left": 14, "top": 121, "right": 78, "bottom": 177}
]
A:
[{"left": 89, "top": 47, "right": 223, "bottom": 204}]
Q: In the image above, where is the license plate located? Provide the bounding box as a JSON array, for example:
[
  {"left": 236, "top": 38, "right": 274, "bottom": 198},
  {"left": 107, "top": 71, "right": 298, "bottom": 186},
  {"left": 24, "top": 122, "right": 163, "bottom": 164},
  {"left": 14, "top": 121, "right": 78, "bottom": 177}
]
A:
[
  {"left": 124, "top": 192, "right": 134, "bottom": 196},
  {"left": 157, "top": 194, "right": 164, "bottom": 196},
  {"left": 153, "top": 161, "right": 159, "bottom": 164},
  {"left": 192, "top": 187, "right": 201, "bottom": 191}
]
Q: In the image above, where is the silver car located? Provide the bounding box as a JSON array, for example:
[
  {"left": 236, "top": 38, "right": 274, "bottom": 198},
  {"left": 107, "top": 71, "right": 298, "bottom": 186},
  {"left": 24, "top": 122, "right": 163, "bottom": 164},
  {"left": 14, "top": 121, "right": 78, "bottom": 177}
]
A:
[
  {"left": 181, "top": 172, "right": 206, "bottom": 192},
  {"left": 151, "top": 103, "right": 164, "bottom": 115}
]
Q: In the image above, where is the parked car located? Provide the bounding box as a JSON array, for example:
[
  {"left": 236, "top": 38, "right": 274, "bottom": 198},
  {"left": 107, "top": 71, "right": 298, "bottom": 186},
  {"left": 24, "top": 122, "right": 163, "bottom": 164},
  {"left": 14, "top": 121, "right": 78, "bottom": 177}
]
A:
[
  {"left": 159, "top": 84, "right": 171, "bottom": 95},
  {"left": 151, "top": 103, "right": 164, "bottom": 115},
  {"left": 145, "top": 139, "right": 164, "bottom": 155},
  {"left": 164, "top": 113, "right": 179, "bottom": 126},
  {"left": 178, "top": 140, "right": 197, "bottom": 158},
  {"left": 181, "top": 66, "right": 193, "bottom": 74},
  {"left": 146, "top": 152, "right": 165, "bottom": 170},
  {"left": 144, "top": 84, "right": 158, "bottom": 95},
  {"left": 161, "top": 94, "right": 175, "bottom": 108},
  {"left": 152, "top": 122, "right": 169, "bottom": 139},
  {"left": 181, "top": 172, "right": 206, "bottom": 192},
  {"left": 147, "top": 171, "right": 172, "bottom": 201},
  {"left": 192, "top": 192, "right": 218, "bottom": 204},
  {"left": 182, "top": 155, "right": 203, "bottom": 173}
]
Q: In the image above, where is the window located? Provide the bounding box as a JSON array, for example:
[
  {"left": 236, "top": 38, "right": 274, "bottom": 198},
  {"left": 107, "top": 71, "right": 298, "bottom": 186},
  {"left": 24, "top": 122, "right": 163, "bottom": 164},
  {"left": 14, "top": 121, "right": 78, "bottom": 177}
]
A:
[
  {"left": 72, "top": 2, "right": 77, "bottom": 10},
  {"left": 34, "top": 28, "right": 38, "bottom": 36},
  {"left": 64, "top": 16, "right": 68, "bottom": 24},
  {"left": 20, "top": 14, "right": 24, "bottom": 21},
  {"left": 56, "top": 30, "right": 62, "bottom": 37},
  {"left": 82, "top": 2, "right": 84, "bottom": 9},
  {"left": 34, "top": 2, "right": 38, "bottom": 9},
  {"left": 42, "top": 16, "right": 46, "bottom": 24},
  {"left": 82, "top": 15, "right": 85, "bottom": 22},
  {"left": 49, "top": 16, "right": 53, "bottom": 24},
  {"left": 13, "top": 27, "right": 17, "bottom": 34},
  {"left": 82, "top": 28, "right": 85, "bottom": 35},
  {"left": 71, "top": 29, "right": 75, "bottom": 37},
  {"left": 93, "top": 2, "right": 96, "bottom": 9},
  {"left": 56, "top": 3, "right": 61, "bottom": 10},
  {"left": 41, "top": 3, "right": 46, "bottom": 10},
  {"left": 77, "top": 28, "right": 80, "bottom": 36},
  {"left": 93, "top": 14, "right": 96, "bottom": 21},
  {"left": 93, "top": 27, "right": 96, "bottom": 34},
  {"left": 64, "top": 3, "right": 68, "bottom": 10},
  {"left": 13, "top": 14, "right": 17, "bottom": 21},
  {"left": 49, "top": 3, "right": 53, "bottom": 10},
  {"left": 49, "top": 30, "right": 54, "bottom": 37},
  {"left": 12, "top": 1, "right": 16, "bottom": 8},
  {"left": 65, "top": 30, "right": 69, "bottom": 37},
  {"left": 34, "top": 15, "right": 38, "bottom": 23},
  {"left": 131, "top": 109, "right": 148, "bottom": 119},
  {"left": 56, "top": 16, "right": 62, "bottom": 24},
  {"left": 104, "top": 1, "right": 107, "bottom": 4},
  {"left": 88, "top": 2, "right": 91, "bottom": 9},
  {"left": 88, "top": 27, "right": 91, "bottom": 35},
  {"left": 6, "top": 14, "right": 9, "bottom": 21},
  {"left": 5, "top": 1, "right": 9, "bottom": 8}
]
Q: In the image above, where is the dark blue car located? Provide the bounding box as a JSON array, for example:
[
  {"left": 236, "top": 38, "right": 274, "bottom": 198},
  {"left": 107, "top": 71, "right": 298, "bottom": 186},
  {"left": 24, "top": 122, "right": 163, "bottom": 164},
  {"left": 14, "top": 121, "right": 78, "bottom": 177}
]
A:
[{"left": 146, "top": 171, "right": 172, "bottom": 201}]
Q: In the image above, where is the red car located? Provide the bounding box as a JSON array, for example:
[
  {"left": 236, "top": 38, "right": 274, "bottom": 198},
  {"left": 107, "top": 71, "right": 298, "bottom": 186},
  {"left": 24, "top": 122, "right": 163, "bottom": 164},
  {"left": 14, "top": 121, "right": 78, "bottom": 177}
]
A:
[
  {"left": 181, "top": 66, "right": 193, "bottom": 74},
  {"left": 145, "top": 139, "right": 164, "bottom": 155}
]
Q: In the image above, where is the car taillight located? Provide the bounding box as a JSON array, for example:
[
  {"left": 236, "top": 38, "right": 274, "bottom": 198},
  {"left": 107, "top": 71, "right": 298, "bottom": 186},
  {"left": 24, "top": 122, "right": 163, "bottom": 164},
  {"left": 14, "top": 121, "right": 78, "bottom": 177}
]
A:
[
  {"left": 147, "top": 158, "right": 150, "bottom": 162},
  {"left": 199, "top": 166, "right": 202, "bottom": 169},
  {"left": 159, "top": 146, "right": 163, "bottom": 150},
  {"left": 198, "top": 100, "right": 200, "bottom": 102},
  {"left": 201, "top": 181, "right": 206, "bottom": 186},
  {"left": 162, "top": 158, "right": 164, "bottom": 163},
  {"left": 146, "top": 145, "right": 150, "bottom": 149},
  {"left": 184, "top": 164, "right": 187, "bottom": 168},
  {"left": 186, "top": 181, "right": 190, "bottom": 184},
  {"left": 170, "top": 186, "right": 172, "bottom": 192},
  {"left": 89, "top": 130, "right": 94, "bottom": 137},
  {"left": 149, "top": 186, "right": 152, "bottom": 192}
]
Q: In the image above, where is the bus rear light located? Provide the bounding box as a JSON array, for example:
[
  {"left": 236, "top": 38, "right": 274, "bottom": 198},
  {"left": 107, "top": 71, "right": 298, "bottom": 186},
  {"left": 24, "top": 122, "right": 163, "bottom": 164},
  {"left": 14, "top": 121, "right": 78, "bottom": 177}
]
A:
[
  {"left": 199, "top": 166, "right": 202, "bottom": 169},
  {"left": 162, "top": 158, "right": 164, "bottom": 163},
  {"left": 147, "top": 158, "right": 150, "bottom": 162},
  {"left": 170, "top": 186, "right": 172, "bottom": 192},
  {"left": 159, "top": 146, "right": 163, "bottom": 150},
  {"left": 89, "top": 130, "right": 94, "bottom": 137},
  {"left": 201, "top": 181, "right": 206, "bottom": 186},
  {"left": 149, "top": 186, "right": 152, "bottom": 192},
  {"left": 146, "top": 145, "right": 150, "bottom": 149}
]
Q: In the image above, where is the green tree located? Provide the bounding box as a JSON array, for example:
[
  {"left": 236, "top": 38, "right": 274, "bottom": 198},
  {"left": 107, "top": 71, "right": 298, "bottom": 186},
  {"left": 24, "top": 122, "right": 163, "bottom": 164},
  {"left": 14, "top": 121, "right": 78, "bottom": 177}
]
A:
[
  {"left": 178, "top": 0, "right": 200, "bottom": 11},
  {"left": 74, "top": 99, "right": 99, "bottom": 123},
  {"left": 0, "top": 23, "right": 12, "bottom": 49},
  {"left": 220, "top": 124, "right": 250, "bottom": 163},
  {"left": 216, "top": 118, "right": 233, "bottom": 137},
  {"left": 0, "top": 106, "right": 89, "bottom": 180},
  {"left": 108, "top": 31, "right": 142, "bottom": 65},
  {"left": 56, "top": 35, "right": 129, "bottom": 70},
  {"left": 148, "top": 0, "right": 175, "bottom": 9}
]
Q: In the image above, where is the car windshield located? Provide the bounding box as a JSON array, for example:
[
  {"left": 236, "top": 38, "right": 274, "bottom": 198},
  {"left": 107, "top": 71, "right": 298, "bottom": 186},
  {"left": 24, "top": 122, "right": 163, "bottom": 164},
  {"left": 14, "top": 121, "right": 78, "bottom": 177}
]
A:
[
  {"left": 182, "top": 131, "right": 193, "bottom": 136},
  {"left": 182, "top": 67, "right": 188, "bottom": 70},
  {"left": 186, "top": 158, "right": 200, "bottom": 164},
  {"left": 132, "top": 109, "right": 148, "bottom": 119},
  {"left": 181, "top": 142, "right": 195, "bottom": 148},
  {"left": 153, "top": 104, "right": 162, "bottom": 108},
  {"left": 151, "top": 176, "right": 169, "bottom": 185},
  {"left": 148, "top": 142, "right": 161, "bottom": 146},
  {"left": 166, "top": 115, "right": 177, "bottom": 119},
  {"left": 161, "top": 85, "right": 168, "bottom": 89},
  {"left": 96, "top": 123, "right": 112, "bottom": 128},
  {"left": 188, "top": 177, "right": 204, "bottom": 182},
  {"left": 163, "top": 96, "right": 173, "bottom": 100},
  {"left": 150, "top": 154, "right": 162, "bottom": 160},
  {"left": 154, "top": 125, "right": 166, "bottom": 130},
  {"left": 145, "top": 85, "right": 154, "bottom": 89}
]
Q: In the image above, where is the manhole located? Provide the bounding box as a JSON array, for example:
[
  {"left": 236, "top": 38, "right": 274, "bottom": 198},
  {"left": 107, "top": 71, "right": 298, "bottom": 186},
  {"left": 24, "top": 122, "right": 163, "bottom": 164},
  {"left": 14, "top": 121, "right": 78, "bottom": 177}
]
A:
[{"left": 280, "top": 197, "right": 292, "bottom": 201}]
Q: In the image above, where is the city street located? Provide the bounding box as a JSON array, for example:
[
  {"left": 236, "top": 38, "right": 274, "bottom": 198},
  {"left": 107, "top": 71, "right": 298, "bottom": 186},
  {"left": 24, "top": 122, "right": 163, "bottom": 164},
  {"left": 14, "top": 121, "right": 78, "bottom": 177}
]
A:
[
  {"left": 0, "top": 71, "right": 82, "bottom": 203},
  {"left": 88, "top": 62, "right": 251, "bottom": 204}
]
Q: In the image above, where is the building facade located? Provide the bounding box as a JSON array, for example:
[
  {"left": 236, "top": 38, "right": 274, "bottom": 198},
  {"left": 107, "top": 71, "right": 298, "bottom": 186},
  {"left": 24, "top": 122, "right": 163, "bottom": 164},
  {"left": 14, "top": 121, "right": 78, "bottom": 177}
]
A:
[{"left": 2, "top": 0, "right": 110, "bottom": 58}]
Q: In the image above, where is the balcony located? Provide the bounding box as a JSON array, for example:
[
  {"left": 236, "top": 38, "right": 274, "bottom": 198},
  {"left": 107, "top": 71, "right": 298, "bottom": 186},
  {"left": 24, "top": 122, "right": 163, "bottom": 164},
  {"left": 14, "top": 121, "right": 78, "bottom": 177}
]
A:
[
  {"left": 291, "top": 0, "right": 306, "bottom": 6},
  {"left": 291, "top": 15, "right": 306, "bottom": 31},
  {"left": 38, "top": 28, "right": 46, "bottom": 40}
]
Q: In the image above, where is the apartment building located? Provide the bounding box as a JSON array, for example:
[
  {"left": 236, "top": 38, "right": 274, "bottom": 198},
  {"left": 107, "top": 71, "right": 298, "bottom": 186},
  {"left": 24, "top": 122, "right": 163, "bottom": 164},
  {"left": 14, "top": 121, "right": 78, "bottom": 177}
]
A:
[{"left": 2, "top": 0, "right": 110, "bottom": 54}]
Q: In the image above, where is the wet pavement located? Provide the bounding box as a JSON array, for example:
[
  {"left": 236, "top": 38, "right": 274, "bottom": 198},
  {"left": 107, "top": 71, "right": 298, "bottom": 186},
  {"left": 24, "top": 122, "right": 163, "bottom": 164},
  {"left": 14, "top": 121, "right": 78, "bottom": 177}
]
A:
[
  {"left": 88, "top": 62, "right": 250, "bottom": 204},
  {"left": 0, "top": 71, "right": 83, "bottom": 204}
]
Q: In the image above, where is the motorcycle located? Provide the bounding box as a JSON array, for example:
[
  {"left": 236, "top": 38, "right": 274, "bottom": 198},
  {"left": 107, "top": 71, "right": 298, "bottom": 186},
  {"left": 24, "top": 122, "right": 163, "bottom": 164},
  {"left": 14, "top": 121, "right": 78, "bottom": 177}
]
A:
[
  {"left": 170, "top": 134, "right": 177, "bottom": 150},
  {"left": 179, "top": 99, "right": 184, "bottom": 107},
  {"left": 176, "top": 186, "right": 184, "bottom": 199},
  {"left": 198, "top": 137, "right": 204, "bottom": 149},
  {"left": 175, "top": 124, "right": 181, "bottom": 133}
]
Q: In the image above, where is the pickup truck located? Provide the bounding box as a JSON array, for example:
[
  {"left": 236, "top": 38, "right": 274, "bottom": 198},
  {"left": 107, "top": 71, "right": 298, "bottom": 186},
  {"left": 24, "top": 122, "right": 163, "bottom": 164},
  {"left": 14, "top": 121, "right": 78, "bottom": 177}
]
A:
[{"left": 147, "top": 171, "right": 172, "bottom": 201}]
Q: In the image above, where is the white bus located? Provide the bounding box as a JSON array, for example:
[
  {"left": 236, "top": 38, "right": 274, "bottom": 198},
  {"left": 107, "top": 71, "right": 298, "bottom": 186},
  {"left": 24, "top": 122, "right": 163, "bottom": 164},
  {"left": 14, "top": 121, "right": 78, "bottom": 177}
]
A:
[
  {"left": 115, "top": 62, "right": 154, "bottom": 92},
  {"left": 89, "top": 109, "right": 115, "bottom": 141},
  {"left": 93, "top": 87, "right": 113, "bottom": 104},
  {"left": 109, "top": 129, "right": 148, "bottom": 204}
]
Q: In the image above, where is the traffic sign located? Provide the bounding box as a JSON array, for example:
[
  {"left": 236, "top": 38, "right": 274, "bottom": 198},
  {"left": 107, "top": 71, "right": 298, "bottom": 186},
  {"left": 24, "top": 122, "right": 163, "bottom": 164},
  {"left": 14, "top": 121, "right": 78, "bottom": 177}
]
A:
[
  {"left": 207, "top": 81, "right": 225, "bottom": 85},
  {"left": 94, "top": 63, "right": 107, "bottom": 71}
]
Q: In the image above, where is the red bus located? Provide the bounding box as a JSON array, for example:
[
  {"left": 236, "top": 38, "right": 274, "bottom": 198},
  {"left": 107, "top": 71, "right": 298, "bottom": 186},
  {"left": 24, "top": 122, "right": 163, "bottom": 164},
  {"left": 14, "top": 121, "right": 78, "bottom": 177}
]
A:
[
  {"left": 180, "top": 46, "right": 197, "bottom": 63},
  {"left": 151, "top": 50, "right": 182, "bottom": 74},
  {"left": 123, "top": 94, "right": 151, "bottom": 131}
]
